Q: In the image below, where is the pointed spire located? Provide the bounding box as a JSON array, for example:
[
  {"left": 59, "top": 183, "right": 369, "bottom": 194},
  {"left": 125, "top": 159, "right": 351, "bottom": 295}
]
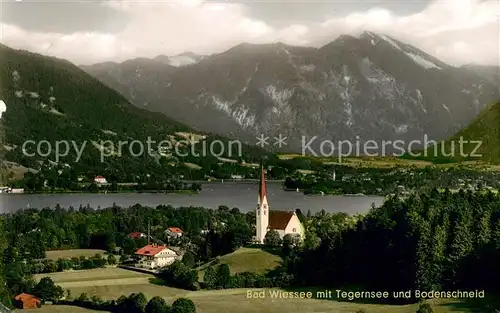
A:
[{"left": 259, "top": 164, "right": 267, "bottom": 204}]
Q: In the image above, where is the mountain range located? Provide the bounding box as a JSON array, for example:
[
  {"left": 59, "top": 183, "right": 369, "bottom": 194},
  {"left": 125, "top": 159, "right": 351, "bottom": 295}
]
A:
[{"left": 81, "top": 31, "right": 500, "bottom": 153}]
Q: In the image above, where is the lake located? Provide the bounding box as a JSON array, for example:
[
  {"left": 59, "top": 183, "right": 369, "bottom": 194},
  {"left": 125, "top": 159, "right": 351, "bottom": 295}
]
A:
[{"left": 0, "top": 181, "right": 384, "bottom": 214}]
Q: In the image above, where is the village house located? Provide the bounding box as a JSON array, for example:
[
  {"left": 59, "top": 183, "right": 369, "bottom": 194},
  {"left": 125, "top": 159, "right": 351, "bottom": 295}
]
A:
[
  {"left": 134, "top": 244, "right": 179, "bottom": 270},
  {"left": 1, "top": 187, "right": 24, "bottom": 194},
  {"left": 254, "top": 166, "right": 305, "bottom": 244},
  {"left": 94, "top": 175, "right": 107, "bottom": 184},
  {"left": 165, "top": 227, "right": 183, "bottom": 238},
  {"left": 14, "top": 293, "right": 41, "bottom": 309},
  {"left": 128, "top": 232, "right": 147, "bottom": 239}
]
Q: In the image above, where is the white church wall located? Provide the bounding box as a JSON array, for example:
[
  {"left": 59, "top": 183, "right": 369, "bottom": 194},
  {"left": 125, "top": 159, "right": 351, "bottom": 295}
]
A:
[{"left": 284, "top": 214, "right": 305, "bottom": 240}]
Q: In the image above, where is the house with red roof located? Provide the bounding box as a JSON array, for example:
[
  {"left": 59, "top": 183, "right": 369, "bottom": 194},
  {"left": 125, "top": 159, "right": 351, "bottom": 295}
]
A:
[
  {"left": 94, "top": 175, "right": 107, "bottom": 184},
  {"left": 14, "top": 293, "right": 41, "bottom": 309},
  {"left": 135, "top": 244, "right": 179, "bottom": 269},
  {"left": 254, "top": 165, "right": 304, "bottom": 244},
  {"left": 128, "top": 232, "right": 147, "bottom": 239},
  {"left": 165, "top": 227, "right": 183, "bottom": 238}
]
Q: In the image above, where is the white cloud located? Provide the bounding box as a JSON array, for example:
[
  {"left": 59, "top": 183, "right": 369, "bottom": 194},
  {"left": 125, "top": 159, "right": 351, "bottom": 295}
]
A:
[{"left": 1, "top": 0, "right": 498, "bottom": 66}]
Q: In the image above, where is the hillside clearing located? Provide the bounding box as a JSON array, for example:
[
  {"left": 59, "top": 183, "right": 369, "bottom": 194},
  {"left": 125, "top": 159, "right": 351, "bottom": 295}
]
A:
[
  {"left": 29, "top": 267, "right": 480, "bottom": 313},
  {"left": 34, "top": 267, "right": 151, "bottom": 285},
  {"left": 197, "top": 248, "right": 281, "bottom": 279},
  {"left": 45, "top": 249, "right": 107, "bottom": 260}
]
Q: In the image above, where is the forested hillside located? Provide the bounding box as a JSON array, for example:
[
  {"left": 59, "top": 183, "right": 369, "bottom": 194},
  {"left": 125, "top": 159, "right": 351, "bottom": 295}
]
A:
[
  {"left": 0, "top": 44, "right": 272, "bottom": 185},
  {"left": 289, "top": 189, "right": 500, "bottom": 299},
  {"left": 444, "top": 99, "right": 500, "bottom": 163}
]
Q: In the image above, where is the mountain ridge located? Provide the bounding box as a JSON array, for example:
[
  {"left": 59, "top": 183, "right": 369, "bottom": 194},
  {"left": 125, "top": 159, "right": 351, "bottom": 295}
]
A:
[{"left": 81, "top": 31, "right": 500, "bottom": 153}]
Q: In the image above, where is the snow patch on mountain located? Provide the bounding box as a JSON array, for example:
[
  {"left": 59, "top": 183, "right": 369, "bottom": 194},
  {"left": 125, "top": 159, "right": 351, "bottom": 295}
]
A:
[
  {"left": 211, "top": 95, "right": 256, "bottom": 129},
  {"left": 300, "top": 65, "right": 315, "bottom": 72},
  {"left": 167, "top": 55, "right": 199, "bottom": 67},
  {"left": 415, "top": 89, "right": 427, "bottom": 113},
  {"left": 264, "top": 85, "right": 294, "bottom": 107},
  {"left": 232, "top": 106, "right": 256, "bottom": 129},
  {"left": 360, "top": 57, "right": 398, "bottom": 98},
  {"left": 379, "top": 35, "right": 403, "bottom": 51},
  {"left": 340, "top": 70, "right": 355, "bottom": 126},
  {"left": 442, "top": 103, "right": 451, "bottom": 114},
  {"left": 212, "top": 96, "right": 232, "bottom": 115},
  {"left": 406, "top": 52, "right": 441, "bottom": 69},
  {"left": 395, "top": 124, "right": 408, "bottom": 134},
  {"left": 344, "top": 102, "right": 353, "bottom": 126}
]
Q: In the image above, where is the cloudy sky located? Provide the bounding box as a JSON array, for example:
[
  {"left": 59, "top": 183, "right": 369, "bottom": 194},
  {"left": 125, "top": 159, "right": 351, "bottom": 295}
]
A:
[{"left": 0, "top": 0, "right": 499, "bottom": 66}]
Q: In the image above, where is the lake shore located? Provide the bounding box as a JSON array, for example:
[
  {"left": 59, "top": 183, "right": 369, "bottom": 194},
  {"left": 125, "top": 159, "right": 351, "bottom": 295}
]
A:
[
  {"left": 5, "top": 189, "right": 200, "bottom": 195},
  {"left": 0, "top": 181, "right": 384, "bottom": 214}
]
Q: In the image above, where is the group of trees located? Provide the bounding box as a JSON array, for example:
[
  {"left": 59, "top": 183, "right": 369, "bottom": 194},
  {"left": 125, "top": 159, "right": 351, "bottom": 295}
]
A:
[
  {"left": 1, "top": 203, "right": 253, "bottom": 257},
  {"left": 64, "top": 291, "right": 196, "bottom": 313},
  {"left": 29, "top": 253, "right": 115, "bottom": 274},
  {"left": 159, "top": 259, "right": 295, "bottom": 292},
  {"left": 201, "top": 263, "right": 294, "bottom": 290}
]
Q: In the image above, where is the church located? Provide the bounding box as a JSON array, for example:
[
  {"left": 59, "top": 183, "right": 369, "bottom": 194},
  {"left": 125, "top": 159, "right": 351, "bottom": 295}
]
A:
[{"left": 254, "top": 166, "right": 305, "bottom": 244}]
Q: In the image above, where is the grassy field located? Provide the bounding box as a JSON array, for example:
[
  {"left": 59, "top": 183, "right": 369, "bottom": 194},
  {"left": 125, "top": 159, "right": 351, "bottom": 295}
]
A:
[
  {"left": 197, "top": 247, "right": 282, "bottom": 279},
  {"left": 15, "top": 305, "right": 108, "bottom": 312},
  {"left": 29, "top": 266, "right": 483, "bottom": 313},
  {"left": 34, "top": 267, "right": 153, "bottom": 287},
  {"left": 45, "top": 249, "right": 107, "bottom": 260}
]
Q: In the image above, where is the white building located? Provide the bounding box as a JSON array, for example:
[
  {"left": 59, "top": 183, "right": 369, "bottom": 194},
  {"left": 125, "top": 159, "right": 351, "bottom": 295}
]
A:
[
  {"left": 94, "top": 176, "right": 107, "bottom": 184},
  {"left": 135, "top": 244, "right": 179, "bottom": 270},
  {"left": 165, "top": 227, "right": 183, "bottom": 238},
  {"left": 254, "top": 166, "right": 305, "bottom": 244}
]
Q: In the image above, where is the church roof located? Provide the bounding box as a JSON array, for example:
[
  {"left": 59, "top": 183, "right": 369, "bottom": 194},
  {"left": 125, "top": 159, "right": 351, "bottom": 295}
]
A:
[
  {"left": 269, "top": 210, "right": 295, "bottom": 230},
  {"left": 259, "top": 165, "right": 267, "bottom": 203}
]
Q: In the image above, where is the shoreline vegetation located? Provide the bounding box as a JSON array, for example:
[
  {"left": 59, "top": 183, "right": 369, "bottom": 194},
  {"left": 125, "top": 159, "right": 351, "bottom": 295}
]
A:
[{"left": 13, "top": 189, "right": 201, "bottom": 195}]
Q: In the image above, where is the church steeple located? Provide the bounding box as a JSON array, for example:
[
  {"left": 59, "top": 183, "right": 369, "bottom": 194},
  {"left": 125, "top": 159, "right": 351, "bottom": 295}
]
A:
[
  {"left": 255, "top": 163, "right": 269, "bottom": 244},
  {"left": 259, "top": 165, "right": 267, "bottom": 205}
]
